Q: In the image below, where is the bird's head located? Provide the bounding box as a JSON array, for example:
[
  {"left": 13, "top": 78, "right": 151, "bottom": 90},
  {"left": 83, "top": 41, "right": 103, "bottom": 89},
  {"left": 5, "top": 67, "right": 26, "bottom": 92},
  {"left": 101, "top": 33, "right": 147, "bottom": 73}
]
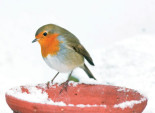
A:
[
  {"left": 32, "top": 24, "right": 60, "bottom": 44},
  {"left": 32, "top": 24, "right": 61, "bottom": 57}
]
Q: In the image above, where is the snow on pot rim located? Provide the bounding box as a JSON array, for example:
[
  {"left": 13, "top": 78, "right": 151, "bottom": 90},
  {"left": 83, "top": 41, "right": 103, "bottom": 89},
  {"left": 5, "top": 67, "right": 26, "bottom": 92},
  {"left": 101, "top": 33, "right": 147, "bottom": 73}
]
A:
[{"left": 5, "top": 82, "right": 147, "bottom": 113}]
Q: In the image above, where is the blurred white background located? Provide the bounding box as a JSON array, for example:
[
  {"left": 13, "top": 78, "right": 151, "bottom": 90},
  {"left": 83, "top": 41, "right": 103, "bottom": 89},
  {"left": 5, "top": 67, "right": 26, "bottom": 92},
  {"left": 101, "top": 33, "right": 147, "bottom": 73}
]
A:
[{"left": 0, "top": 0, "right": 155, "bottom": 112}]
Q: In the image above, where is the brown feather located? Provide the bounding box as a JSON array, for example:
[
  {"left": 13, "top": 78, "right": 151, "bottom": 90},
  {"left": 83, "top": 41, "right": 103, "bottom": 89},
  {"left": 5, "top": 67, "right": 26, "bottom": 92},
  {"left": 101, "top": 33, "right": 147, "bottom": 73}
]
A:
[{"left": 72, "top": 44, "right": 95, "bottom": 66}]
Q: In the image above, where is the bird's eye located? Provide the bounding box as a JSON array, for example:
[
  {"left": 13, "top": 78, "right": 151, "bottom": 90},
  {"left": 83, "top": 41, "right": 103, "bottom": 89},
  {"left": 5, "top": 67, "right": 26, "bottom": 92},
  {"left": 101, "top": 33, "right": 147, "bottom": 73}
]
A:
[{"left": 43, "top": 32, "right": 47, "bottom": 36}]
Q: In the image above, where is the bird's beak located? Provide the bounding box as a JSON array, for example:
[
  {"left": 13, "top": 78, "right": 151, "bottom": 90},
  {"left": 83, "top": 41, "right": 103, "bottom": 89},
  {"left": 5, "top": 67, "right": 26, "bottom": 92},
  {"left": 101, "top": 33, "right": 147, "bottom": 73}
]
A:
[{"left": 32, "top": 38, "right": 38, "bottom": 43}]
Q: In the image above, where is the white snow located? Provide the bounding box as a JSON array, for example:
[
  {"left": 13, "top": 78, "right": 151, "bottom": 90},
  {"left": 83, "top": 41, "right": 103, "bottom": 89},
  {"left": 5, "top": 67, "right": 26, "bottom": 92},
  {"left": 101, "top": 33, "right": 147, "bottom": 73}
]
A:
[
  {"left": 6, "top": 85, "right": 67, "bottom": 106},
  {"left": 117, "top": 87, "right": 130, "bottom": 92},
  {"left": 73, "top": 35, "right": 155, "bottom": 113},
  {"left": 114, "top": 97, "right": 147, "bottom": 109},
  {"left": 6, "top": 85, "right": 107, "bottom": 107},
  {"left": 76, "top": 104, "right": 106, "bottom": 108},
  {"left": 0, "top": 0, "right": 155, "bottom": 112}
]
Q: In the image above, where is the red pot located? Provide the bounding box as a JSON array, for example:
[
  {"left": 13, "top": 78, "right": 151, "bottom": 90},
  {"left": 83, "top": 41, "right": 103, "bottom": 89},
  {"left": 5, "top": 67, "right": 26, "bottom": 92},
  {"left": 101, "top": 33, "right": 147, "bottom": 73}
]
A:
[{"left": 6, "top": 83, "right": 147, "bottom": 113}]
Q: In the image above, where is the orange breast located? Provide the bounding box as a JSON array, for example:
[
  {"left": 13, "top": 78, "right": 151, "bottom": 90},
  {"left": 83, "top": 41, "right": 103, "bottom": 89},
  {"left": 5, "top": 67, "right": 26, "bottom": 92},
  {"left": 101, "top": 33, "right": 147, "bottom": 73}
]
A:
[{"left": 38, "top": 34, "right": 60, "bottom": 57}]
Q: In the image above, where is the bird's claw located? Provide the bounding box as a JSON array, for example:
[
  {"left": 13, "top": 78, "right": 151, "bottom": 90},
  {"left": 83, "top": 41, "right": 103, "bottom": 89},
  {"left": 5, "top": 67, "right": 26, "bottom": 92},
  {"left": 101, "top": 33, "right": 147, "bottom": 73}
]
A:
[
  {"left": 59, "top": 80, "right": 69, "bottom": 94},
  {"left": 46, "top": 81, "right": 50, "bottom": 89},
  {"left": 51, "top": 80, "right": 54, "bottom": 84},
  {"left": 46, "top": 78, "right": 56, "bottom": 89}
]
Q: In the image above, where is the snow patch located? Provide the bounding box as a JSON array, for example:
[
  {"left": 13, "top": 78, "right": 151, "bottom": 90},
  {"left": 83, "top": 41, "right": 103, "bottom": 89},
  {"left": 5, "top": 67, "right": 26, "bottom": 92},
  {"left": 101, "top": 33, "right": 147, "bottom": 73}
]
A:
[
  {"left": 76, "top": 104, "right": 106, "bottom": 108},
  {"left": 117, "top": 87, "right": 130, "bottom": 92},
  {"left": 114, "top": 97, "right": 147, "bottom": 109},
  {"left": 6, "top": 85, "right": 107, "bottom": 108},
  {"left": 6, "top": 86, "right": 66, "bottom": 106}
]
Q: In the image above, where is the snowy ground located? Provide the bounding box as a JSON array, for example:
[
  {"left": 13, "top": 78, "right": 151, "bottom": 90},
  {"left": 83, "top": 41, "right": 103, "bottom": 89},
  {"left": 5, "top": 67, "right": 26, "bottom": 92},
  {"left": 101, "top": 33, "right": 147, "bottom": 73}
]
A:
[
  {"left": 0, "top": 0, "right": 155, "bottom": 112},
  {"left": 75, "top": 35, "right": 155, "bottom": 113},
  {"left": 1, "top": 35, "right": 155, "bottom": 112}
]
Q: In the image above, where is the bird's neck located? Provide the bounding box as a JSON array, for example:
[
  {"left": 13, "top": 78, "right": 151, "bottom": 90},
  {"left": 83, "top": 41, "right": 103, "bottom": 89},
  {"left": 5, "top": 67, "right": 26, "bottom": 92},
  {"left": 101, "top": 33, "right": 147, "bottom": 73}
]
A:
[{"left": 39, "top": 34, "right": 60, "bottom": 57}]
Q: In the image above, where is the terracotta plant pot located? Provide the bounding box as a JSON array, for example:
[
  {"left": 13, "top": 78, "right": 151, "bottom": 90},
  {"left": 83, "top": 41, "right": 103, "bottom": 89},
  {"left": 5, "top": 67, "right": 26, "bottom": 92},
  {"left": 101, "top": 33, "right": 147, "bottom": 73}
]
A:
[{"left": 6, "top": 83, "right": 147, "bottom": 113}]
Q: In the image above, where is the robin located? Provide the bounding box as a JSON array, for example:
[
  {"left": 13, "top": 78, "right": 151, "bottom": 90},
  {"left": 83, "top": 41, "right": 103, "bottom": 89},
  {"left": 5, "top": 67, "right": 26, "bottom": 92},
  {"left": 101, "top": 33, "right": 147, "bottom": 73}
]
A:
[{"left": 32, "top": 24, "right": 96, "bottom": 92}]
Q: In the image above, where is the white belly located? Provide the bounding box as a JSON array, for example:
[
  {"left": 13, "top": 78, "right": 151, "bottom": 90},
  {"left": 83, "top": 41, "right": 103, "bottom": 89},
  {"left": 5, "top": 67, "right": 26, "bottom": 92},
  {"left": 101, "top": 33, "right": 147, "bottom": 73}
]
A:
[
  {"left": 44, "top": 55, "right": 70, "bottom": 72},
  {"left": 43, "top": 54, "right": 84, "bottom": 73}
]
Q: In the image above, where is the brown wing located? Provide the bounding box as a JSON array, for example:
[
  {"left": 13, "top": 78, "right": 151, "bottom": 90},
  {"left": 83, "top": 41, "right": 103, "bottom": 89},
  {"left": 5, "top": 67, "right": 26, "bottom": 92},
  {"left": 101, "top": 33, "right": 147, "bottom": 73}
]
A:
[
  {"left": 72, "top": 44, "right": 95, "bottom": 66},
  {"left": 61, "top": 30, "right": 94, "bottom": 66}
]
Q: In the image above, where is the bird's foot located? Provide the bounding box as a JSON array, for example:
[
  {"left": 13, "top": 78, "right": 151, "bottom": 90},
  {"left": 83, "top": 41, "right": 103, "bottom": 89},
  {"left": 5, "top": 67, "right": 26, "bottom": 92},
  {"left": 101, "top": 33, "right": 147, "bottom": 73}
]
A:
[
  {"left": 59, "top": 80, "right": 70, "bottom": 94},
  {"left": 46, "top": 81, "right": 50, "bottom": 89},
  {"left": 51, "top": 79, "right": 54, "bottom": 84},
  {"left": 46, "top": 78, "right": 56, "bottom": 89}
]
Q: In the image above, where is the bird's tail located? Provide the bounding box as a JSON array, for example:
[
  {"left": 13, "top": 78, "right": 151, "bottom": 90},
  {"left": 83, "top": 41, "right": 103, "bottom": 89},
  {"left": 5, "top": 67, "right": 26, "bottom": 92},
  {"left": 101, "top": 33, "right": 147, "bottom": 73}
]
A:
[{"left": 81, "top": 64, "right": 96, "bottom": 80}]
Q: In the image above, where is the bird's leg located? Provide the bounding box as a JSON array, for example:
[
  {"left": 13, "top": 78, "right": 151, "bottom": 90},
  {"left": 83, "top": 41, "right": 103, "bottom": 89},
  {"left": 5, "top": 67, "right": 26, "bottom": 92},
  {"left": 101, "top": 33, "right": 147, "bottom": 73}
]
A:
[
  {"left": 60, "top": 71, "right": 73, "bottom": 94},
  {"left": 46, "top": 72, "right": 59, "bottom": 88},
  {"left": 51, "top": 72, "right": 59, "bottom": 84}
]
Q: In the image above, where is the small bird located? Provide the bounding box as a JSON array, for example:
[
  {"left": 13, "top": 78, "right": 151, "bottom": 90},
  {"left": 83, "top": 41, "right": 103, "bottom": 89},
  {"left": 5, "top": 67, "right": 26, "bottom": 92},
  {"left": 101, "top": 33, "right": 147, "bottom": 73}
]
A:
[{"left": 32, "top": 24, "right": 96, "bottom": 91}]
